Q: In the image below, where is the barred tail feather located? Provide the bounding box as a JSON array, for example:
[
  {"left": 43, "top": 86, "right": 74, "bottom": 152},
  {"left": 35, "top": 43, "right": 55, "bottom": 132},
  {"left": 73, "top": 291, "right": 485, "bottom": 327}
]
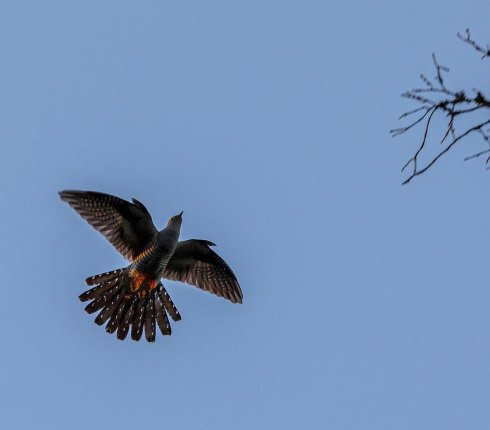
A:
[
  {"left": 84, "top": 284, "right": 122, "bottom": 314},
  {"left": 144, "top": 294, "right": 156, "bottom": 342},
  {"left": 106, "top": 298, "right": 131, "bottom": 334},
  {"left": 79, "top": 268, "right": 181, "bottom": 342},
  {"left": 157, "top": 283, "right": 182, "bottom": 321},
  {"left": 131, "top": 297, "right": 147, "bottom": 341},
  {"left": 117, "top": 297, "right": 137, "bottom": 340},
  {"left": 155, "top": 292, "right": 171, "bottom": 335},
  {"left": 79, "top": 279, "right": 118, "bottom": 302},
  {"left": 85, "top": 269, "right": 123, "bottom": 286},
  {"left": 95, "top": 291, "right": 124, "bottom": 326}
]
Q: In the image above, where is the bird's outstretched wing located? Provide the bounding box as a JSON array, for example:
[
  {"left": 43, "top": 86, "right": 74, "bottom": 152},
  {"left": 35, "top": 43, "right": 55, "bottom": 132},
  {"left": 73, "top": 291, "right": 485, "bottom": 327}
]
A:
[
  {"left": 59, "top": 190, "right": 158, "bottom": 261},
  {"left": 163, "top": 239, "right": 243, "bottom": 303}
]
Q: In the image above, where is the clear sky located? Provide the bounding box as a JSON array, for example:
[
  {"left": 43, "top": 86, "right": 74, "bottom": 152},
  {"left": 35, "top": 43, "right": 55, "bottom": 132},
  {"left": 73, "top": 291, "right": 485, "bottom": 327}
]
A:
[{"left": 1, "top": 1, "right": 490, "bottom": 429}]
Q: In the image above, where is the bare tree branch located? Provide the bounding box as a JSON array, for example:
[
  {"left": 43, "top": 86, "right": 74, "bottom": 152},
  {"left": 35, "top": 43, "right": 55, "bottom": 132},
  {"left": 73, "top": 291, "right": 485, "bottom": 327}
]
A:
[
  {"left": 457, "top": 28, "right": 490, "bottom": 59},
  {"left": 402, "top": 120, "right": 490, "bottom": 185},
  {"left": 392, "top": 29, "right": 490, "bottom": 184}
]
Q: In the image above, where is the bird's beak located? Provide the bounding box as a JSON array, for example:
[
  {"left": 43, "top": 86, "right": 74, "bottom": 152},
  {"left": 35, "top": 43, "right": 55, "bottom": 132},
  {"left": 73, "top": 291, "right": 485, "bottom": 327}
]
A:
[{"left": 179, "top": 211, "right": 184, "bottom": 217}]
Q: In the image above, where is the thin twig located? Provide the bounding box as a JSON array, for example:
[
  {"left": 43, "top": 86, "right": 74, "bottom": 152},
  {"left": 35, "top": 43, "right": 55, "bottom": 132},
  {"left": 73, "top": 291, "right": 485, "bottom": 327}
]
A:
[
  {"left": 457, "top": 29, "right": 490, "bottom": 59},
  {"left": 392, "top": 29, "right": 490, "bottom": 184},
  {"left": 402, "top": 120, "right": 490, "bottom": 185}
]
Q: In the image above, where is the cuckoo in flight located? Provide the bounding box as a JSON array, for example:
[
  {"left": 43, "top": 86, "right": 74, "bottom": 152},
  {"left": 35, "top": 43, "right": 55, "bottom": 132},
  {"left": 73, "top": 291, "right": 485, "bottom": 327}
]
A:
[{"left": 59, "top": 190, "right": 242, "bottom": 342}]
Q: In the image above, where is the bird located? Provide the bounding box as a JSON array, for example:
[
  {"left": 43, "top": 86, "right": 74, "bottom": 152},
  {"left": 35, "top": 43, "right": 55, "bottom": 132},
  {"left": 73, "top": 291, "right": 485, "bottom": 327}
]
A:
[{"left": 59, "top": 190, "right": 242, "bottom": 342}]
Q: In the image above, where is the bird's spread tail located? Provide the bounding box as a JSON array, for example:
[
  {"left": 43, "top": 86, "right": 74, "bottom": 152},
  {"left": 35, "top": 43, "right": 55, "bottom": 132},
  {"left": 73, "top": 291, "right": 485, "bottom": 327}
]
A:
[{"left": 79, "top": 268, "right": 182, "bottom": 342}]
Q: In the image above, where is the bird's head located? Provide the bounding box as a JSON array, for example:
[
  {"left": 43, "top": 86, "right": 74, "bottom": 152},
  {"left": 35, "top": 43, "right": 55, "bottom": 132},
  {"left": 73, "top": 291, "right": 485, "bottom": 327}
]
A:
[{"left": 167, "top": 211, "right": 183, "bottom": 229}]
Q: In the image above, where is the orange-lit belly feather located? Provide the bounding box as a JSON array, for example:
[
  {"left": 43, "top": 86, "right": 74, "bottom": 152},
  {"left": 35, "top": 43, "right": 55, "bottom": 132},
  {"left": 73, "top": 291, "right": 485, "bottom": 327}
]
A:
[{"left": 129, "top": 268, "right": 157, "bottom": 298}]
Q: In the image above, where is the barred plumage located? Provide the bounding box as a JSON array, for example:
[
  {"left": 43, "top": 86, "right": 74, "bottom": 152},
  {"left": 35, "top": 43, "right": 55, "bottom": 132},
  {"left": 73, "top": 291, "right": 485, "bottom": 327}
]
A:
[
  {"left": 106, "top": 297, "right": 131, "bottom": 334},
  {"left": 85, "top": 269, "right": 123, "bottom": 287},
  {"left": 131, "top": 297, "right": 147, "bottom": 341},
  {"left": 144, "top": 294, "right": 156, "bottom": 342},
  {"left": 157, "top": 284, "right": 181, "bottom": 322},
  {"left": 163, "top": 240, "right": 243, "bottom": 304},
  {"left": 79, "top": 276, "right": 120, "bottom": 302},
  {"left": 60, "top": 190, "right": 242, "bottom": 343},
  {"left": 95, "top": 291, "right": 124, "bottom": 326},
  {"left": 84, "top": 284, "right": 121, "bottom": 314},
  {"left": 155, "top": 292, "right": 171, "bottom": 335},
  {"left": 117, "top": 297, "right": 137, "bottom": 340}
]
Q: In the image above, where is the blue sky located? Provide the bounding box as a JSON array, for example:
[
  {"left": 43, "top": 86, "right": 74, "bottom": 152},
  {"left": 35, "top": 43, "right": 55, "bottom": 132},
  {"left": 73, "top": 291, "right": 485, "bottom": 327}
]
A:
[{"left": 1, "top": 1, "right": 490, "bottom": 429}]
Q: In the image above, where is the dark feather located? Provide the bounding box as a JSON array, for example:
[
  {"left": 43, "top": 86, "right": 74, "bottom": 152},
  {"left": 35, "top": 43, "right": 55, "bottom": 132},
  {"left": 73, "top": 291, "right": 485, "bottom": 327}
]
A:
[
  {"left": 163, "top": 239, "right": 242, "bottom": 303},
  {"left": 85, "top": 269, "right": 123, "bottom": 286},
  {"left": 94, "top": 292, "right": 124, "bottom": 326},
  {"left": 59, "top": 190, "right": 157, "bottom": 261},
  {"left": 84, "top": 284, "right": 121, "bottom": 314},
  {"left": 157, "top": 284, "right": 182, "bottom": 321},
  {"left": 155, "top": 292, "right": 171, "bottom": 335},
  {"left": 144, "top": 293, "right": 156, "bottom": 342},
  {"left": 117, "top": 297, "right": 137, "bottom": 340},
  {"left": 131, "top": 297, "right": 147, "bottom": 341},
  {"left": 105, "top": 297, "right": 132, "bottom": 334},
  {"left": 79, "top": 280, "right": 117, "bottom": 302}
]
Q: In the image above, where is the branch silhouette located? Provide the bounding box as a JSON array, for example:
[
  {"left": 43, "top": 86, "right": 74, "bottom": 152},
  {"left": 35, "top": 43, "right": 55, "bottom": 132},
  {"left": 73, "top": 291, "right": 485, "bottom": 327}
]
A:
[{"left": 392, "top": 29, "right": 490, "bottom": 185}]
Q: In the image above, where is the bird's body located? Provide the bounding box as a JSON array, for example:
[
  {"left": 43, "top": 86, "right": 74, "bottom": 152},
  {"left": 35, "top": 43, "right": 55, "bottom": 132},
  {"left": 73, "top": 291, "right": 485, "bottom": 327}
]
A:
[
  {"left": 59, "top": 190, "right": 242, "bottom": 342},
  {"left": 128, "top": 223, "right": 181, "bottom": 296}
]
